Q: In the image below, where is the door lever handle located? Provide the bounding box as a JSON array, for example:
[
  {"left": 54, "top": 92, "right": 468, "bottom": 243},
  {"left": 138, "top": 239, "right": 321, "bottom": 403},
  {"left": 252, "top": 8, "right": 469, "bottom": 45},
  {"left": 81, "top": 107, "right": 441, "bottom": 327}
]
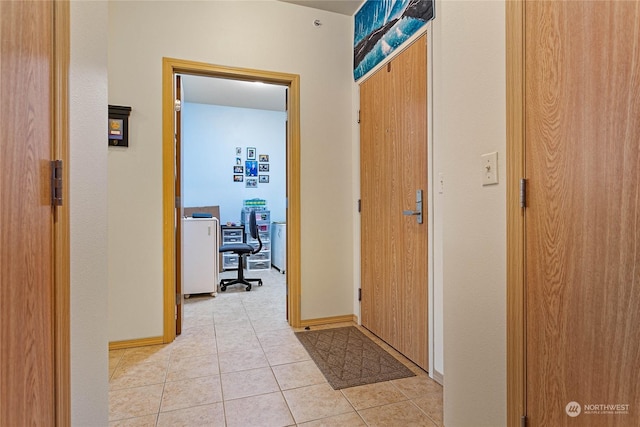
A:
[{"left": 403, "top": 190, "right": 423, "bottom": 224}]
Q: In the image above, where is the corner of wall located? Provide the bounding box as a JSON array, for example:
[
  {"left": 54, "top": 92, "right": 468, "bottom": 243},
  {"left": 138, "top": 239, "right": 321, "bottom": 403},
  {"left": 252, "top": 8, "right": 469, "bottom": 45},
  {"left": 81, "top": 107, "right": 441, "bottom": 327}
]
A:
[{"left": 69, "top": 0, "right": 109, "bottom": 424}]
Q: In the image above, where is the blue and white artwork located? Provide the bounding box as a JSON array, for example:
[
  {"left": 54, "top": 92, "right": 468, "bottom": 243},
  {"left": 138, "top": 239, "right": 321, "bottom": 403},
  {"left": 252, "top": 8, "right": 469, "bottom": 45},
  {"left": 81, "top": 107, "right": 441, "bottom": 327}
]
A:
[
  {"left": 354, "top": 0, "right": 434, "bottom": 81},
  {"left": 245, "top": 161, "right": 258, "bottom": 177}
]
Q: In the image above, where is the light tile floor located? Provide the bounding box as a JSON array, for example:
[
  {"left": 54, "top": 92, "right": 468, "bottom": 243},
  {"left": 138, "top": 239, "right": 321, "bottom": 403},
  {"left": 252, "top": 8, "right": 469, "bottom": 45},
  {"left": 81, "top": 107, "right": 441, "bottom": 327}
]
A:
[{"left": 109, "top": 268, "right": 443, "bottom": 426}]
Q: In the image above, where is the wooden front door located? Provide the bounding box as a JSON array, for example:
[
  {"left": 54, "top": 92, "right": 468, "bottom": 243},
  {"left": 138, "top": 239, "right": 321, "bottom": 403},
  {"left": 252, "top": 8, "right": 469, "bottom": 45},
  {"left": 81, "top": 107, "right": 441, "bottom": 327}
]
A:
[
  {"left": 1, "top": 1, "right": 62, "bottom": 423},
  {"left": 360, "top": 35, "right": 428, "bottom": 370},
  {"left": 523, "top": 2, "right": 640, "bottom": 425}
]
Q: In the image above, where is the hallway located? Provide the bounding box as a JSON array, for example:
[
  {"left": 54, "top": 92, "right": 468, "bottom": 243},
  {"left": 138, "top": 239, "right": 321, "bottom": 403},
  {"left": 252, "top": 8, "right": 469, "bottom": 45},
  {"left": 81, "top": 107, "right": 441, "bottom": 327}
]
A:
[{"left": 108, "top": 269, "right": 443, "bottom": 426}]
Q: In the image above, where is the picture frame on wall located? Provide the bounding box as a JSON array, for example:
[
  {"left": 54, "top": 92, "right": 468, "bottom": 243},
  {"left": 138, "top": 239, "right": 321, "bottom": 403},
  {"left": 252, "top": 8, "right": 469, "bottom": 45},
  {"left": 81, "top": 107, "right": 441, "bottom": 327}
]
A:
[
  {"left": 259, "top": 154, "right": 269, "bottom": 162},
  {"left": 353, "top": 0, "right": 434, "bottom": 81},
  {"left": 233, "top": 175, "right": 244, "bottom": 182},
  {"left": 236, "top": 147, "right": 242, "bottom": 156},
  {"left": 108, "top": 105, "right": 131, "bottom": 147},
  {"left": 259, "top": 163, "right": 269, "bottom": 172},
  {"left": 245, "top": 161, "right": 258, "bottom": 176},
  {"left": 236, "top": 157, "right": 242, "bottom": 165},
  {"left": 259, "top": 175, "right": 269, "bottom": 183},
  {"left": 233, "top": 166, "right": 243, "bottom": 174},
  {"left": 246, "top": 178, "right": 258, "bottom": 188},
  {"left": 247, "top": 147, "right": 256, "bottom": 160}
]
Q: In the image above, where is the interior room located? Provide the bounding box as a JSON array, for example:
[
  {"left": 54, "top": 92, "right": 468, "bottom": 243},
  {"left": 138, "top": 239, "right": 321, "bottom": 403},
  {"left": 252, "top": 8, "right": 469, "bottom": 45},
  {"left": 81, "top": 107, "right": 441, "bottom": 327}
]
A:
[
  {"left": 8, "top": 0, "right": 638, "bottom": 426},
  {"left": 180, "top": 75, "right": 287, "bottom": 227},
  {"left": 179, "top": 75, "right": 288, "bottom": 297}
]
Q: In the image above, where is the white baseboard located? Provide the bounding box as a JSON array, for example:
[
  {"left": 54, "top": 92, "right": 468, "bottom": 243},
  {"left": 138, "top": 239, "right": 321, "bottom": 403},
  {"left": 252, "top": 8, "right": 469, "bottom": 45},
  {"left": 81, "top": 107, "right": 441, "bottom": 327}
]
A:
[{"left": 432, "top": 369, "right": 444, "bottom": 386}]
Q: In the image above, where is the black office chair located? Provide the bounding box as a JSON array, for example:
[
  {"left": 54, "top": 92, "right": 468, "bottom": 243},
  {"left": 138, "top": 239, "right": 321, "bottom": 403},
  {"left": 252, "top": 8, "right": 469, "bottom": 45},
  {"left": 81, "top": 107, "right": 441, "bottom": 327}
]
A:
[{"left": 218, "top": 210, "right": 263, "bottom": 291}]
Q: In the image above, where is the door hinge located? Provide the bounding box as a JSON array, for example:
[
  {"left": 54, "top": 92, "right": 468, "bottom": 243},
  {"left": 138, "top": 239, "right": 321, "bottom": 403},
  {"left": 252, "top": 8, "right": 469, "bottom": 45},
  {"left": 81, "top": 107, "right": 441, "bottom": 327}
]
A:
[
  {"left": 358, "top": 288, "right": 362, "bottom": 301},
  {"left": 357, "top": 110, "right": 361, "bottom": 124},
  {"left": 51, "top": 160, "right": 63, "bottom": 206},
  {"left": 521, "top": 415, "right": 527, "bottom": 427},
  {"left": 358, "top": 199, "right": 362, "bottom": 213},
  {"left": 175, "top": 196, "right": 181, "bottom": 209},
  {"left": 519, "top": 178, "right": 527, "bottom": 208}
]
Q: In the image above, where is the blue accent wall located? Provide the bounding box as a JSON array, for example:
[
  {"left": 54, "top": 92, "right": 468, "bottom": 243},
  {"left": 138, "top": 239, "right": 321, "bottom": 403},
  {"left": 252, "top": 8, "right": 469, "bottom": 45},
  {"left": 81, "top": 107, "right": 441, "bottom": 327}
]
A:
[{"left": 182, "top": 102, "right": 287, "bottom": 224}]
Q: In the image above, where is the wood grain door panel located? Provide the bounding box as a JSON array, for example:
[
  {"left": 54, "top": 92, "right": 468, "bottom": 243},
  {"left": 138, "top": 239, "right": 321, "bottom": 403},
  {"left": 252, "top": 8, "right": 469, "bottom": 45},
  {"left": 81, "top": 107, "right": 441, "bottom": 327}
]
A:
[
  {"left": 361, "top": 60, "right": 391, "bottom": 342},
  {"left": 525, "top": 1, "right": 640, "bottom": 425},
  {"left": 360, "top": 35, "right": 428, "bottom": 369},
  {"left": 0, "top": 1, "right": 56, "bottom": 423}
]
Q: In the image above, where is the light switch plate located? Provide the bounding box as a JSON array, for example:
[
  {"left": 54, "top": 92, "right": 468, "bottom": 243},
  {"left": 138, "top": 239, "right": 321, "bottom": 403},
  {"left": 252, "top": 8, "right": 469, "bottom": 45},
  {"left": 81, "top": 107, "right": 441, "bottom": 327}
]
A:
[{"left": 482, "top": 152, "right": 498, "bottom": 186}]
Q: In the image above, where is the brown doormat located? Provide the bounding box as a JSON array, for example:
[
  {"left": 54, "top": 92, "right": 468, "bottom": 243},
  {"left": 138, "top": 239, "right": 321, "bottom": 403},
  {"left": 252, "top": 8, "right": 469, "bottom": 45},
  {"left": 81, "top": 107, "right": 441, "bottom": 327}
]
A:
[{"left": 295, "top": 326, "right": 415, "bottom": 390}]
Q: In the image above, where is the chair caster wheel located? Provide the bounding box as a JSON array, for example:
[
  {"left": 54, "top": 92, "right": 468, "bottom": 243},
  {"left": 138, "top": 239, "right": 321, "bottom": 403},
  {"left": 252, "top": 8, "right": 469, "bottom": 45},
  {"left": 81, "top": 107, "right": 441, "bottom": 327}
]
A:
[
  {"left": 246, "top": 286, "right": 251, "bottom": 291},
  {"left": 258, "top": 280, "right": 263, "bottom": 286},
  {"left": 221, "top": 286, "right": 227, "bottom": 292}
]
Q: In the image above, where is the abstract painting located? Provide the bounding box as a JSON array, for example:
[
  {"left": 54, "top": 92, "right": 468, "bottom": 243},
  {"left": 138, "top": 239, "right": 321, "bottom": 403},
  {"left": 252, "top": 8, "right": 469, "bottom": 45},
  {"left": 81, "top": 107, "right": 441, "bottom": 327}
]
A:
[{"left": 354, "top": 0, "right": 434, "bottom": 81}]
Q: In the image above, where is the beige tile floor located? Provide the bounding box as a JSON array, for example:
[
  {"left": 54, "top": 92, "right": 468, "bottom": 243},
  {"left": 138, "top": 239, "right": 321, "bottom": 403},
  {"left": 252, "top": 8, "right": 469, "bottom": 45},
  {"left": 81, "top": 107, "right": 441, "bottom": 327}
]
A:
[{"left": 109, "top": 268, "right": 443, "bottom": 426}]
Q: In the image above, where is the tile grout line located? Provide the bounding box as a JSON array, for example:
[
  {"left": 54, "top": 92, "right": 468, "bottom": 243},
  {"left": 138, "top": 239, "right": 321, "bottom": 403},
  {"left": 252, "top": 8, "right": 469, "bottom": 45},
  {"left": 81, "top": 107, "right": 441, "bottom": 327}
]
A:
[{"left": 211, "top": 303, "right": 229, "bottom": 426}]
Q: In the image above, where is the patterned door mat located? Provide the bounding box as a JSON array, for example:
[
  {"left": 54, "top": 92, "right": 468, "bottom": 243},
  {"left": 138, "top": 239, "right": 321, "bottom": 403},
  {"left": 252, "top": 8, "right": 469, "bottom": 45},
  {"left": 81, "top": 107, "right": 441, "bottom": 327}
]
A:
[{"left": 295, "top": 326, "right": 415, "bottom": 390}]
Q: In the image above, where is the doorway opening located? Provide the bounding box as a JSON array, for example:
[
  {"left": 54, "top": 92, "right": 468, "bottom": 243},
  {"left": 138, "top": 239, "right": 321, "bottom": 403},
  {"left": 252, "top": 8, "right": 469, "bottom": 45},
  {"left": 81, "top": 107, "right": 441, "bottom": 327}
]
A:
[
  {"left": 180, "top": 75, "right": 287, "bottom": 307},
  {"left": 162, "top": 58, "right": 302, "bottom": 343}
]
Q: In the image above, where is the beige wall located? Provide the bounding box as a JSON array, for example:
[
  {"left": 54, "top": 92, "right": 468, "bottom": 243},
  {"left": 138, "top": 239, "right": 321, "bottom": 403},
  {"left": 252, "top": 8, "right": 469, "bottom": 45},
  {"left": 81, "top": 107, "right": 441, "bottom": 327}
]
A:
[
  {"left": 70, "top": 1, "right": 109, "bottom": 424},
  {"left": 107, "top": 1, "right": 355, "bottom": 340},
  {"left": 433, "top": 1, "right": 507, "bottom": 425}
]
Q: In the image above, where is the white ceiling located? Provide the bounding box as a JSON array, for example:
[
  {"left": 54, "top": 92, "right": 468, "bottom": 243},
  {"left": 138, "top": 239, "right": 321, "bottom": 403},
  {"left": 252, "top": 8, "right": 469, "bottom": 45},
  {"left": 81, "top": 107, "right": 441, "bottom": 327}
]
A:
[
  {"left": 181, "top": 1, "right": 363, "bottom": 111},
  {"left": 278, "top": 0, "right": 363, "bottom": 16},
  {"left": 181, "top": 75, "right": 287, "bottom": 112}
]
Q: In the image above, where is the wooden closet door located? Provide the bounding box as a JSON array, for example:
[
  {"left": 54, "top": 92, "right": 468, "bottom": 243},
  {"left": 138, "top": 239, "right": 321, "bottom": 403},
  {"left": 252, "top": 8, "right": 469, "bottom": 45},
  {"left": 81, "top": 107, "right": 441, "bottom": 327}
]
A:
[
  {"left": 0, "top": 1, "right": 57, "bottom": 424},
  {"left": 360, "top": 35, "right": 428, "bottom": 370},
  {"left": 524, "top": 2, "right": 640, "bottom": 425}
]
